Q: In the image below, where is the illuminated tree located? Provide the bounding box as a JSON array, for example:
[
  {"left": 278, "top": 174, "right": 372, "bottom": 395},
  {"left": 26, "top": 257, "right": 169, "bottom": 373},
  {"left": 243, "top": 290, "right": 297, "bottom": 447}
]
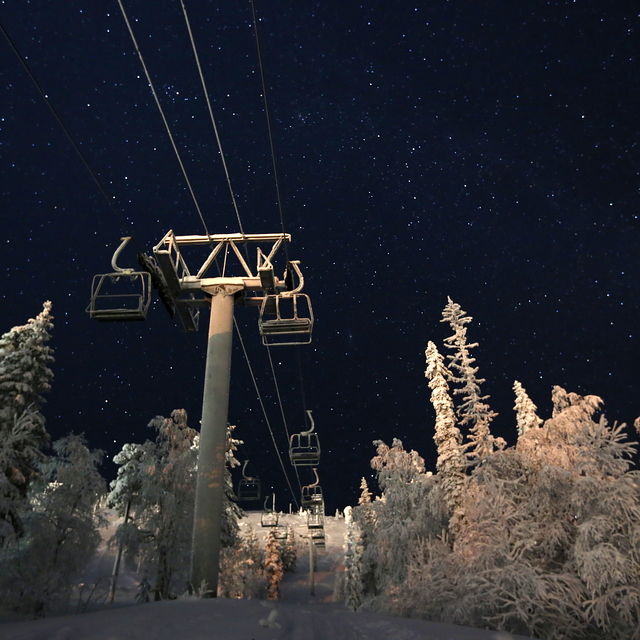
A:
[
  {"left": 0, "top": 302, "right": 54, "bottom": 543},
  {"left": 513, "top": 380, "right": 542, "bottom": 437},
  {"left": 425, "top": 340, "right": 465, "bottom": 529},
  {"left": 441, "top": 298, "right": 502, "bottom": 459},
  {"left": 264, "top": 529, "right": 283, "bottom": 600},
  {"left": 0, "top": 434, "right": 106, "bottom": 616}
]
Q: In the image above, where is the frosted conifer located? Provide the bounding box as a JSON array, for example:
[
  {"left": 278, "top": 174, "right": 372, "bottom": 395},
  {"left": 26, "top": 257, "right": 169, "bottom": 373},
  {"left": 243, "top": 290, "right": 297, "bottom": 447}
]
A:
[
  {"left": 281, "top": 525, "right": 297, "bottom": 573},
  {"left": 441, "top": 298, "right": 500, "bottom": 459},
  {"left": 0, "top": 302, "right": 54, "bottom": 543},
  {"left": 0, "top": 434, "right": 106, "bottom": 616},
  {"left": 513, "top": 380, "right": 542, "bottom": 437},
  {"left": 108, "top": 412, "right": 243, "bottom": 599},
  {"left": 343, "top": 505, "right": 363, "bottom": 610},
  {"left": 425, "top": 340, "right": 466, "bottom": 530},
  {"left": 221, "top": 424, "right": 244, "bottom": 548},
  {"left": 108, "top": 409, "right": 198, "bottom": 599},
  {"left": 264, "top": 529, "right": 284, "bottom": 600},
  {"left": 218, "top": 524, "right": 263, "bottom": 598},
  {"left": 0, "top": 301, "right": 54, "bottom": 423},
  {"left": 358, "top": 477, "right": 372, "bottom": 505}
]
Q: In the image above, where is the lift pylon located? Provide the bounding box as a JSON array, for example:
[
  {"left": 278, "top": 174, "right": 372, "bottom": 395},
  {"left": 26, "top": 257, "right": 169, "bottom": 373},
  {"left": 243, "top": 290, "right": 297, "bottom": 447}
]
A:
[
  {"left": 149, "top": 230, "right": 313, "bottom": 597},
  {"left": 90, "top": 229, "right": 314, "bottom": 598}
]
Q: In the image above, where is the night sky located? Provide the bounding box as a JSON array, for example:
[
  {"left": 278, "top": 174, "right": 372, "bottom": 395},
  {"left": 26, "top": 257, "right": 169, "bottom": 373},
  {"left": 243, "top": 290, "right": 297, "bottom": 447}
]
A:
[{"left": 1, "top": 1, "right": 638, "bottom": 514}]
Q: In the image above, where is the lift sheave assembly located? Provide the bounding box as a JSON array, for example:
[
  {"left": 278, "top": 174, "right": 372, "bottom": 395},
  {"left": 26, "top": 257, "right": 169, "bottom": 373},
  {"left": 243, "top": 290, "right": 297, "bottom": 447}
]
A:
[{"left": 88, "top": 230, "right": 314, "bottom": 347}]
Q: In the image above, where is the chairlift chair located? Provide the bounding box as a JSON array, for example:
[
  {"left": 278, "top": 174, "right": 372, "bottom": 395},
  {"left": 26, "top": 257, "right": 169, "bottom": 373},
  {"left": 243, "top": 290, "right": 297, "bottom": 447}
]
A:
[
  {"left": 237, "top": 461, "right": 261, "bottom": 502},
  {"left": 301, "top": 468, "right": 324, "bottom": 508},
  {"left": 273, "top": 526, "right": 288, "bottom": 540},
  {"left": 307, "top": 507, "right": 324, "bottom": 530},
  {"left": 301, "top": 485, "right": 324, "bottom": 508},
  {"left": 87, "top": 237, "right": 152, "bottom": 321},
  {"left": 289, "top": 410, "right": 320, "bottom": 467},
  {"left": 259, "top": 293, "right": 314, "bottom": 346},
  {"left": 261, "top": 494, "right": 279, "bottom": 528},
  {"left": 310, "top": 528, "right": 325, "bottom": 542}
]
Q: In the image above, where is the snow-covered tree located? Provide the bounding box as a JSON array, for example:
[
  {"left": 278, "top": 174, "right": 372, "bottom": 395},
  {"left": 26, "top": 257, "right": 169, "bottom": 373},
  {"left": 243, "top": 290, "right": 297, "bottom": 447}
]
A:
[
  {"left": 343, "top": 298, "right": 640, "bottom": 638},
  {"left": 365, "top": 386, "right": 640, "bottom": 640},
  {"left": 0, "top": 434, "right": 106, "bottom": 617},
  {"left": 0, "top": 302, "right": 54, "bottom": 543},
  {"left": 108, "top": 409, "right": 198, "bottom": 600},
  {"left": 108, "top": 412, "right": 243, "bottom": 600},
  {"left": 263, "top": 529, "right": 283, "bottom": 600},
  {"left": 358, "top": 477, "right": 372, "bottom": 505},
  {"left": 352, "top": 438, "right": 447, "bottom": 608},
  {"left": 281, "top": 525, "right": 297, "bottom": 573},
  {"left": 0, "top": 301, "right": 54, "bottom": 424},
  {"left": 425, "top": 340, "right": 466, "bottom": 531},
  {"left": 221, "top": 424, "right": 244, "bottom": 549},
  {"left": 218, "top": 524, "right": 263, "bottom": 599},
  {"left": 343, "top": 505, "right": 363, "bottom": 610},
  {"left": 513, "top": 380, "right": 542, "bottom": 437},
  {"left": 516, "top": 386, "right": 604, "bottom": 472},
  {"left": 441, "top": 298, "right": 501, "bottom": 459}
]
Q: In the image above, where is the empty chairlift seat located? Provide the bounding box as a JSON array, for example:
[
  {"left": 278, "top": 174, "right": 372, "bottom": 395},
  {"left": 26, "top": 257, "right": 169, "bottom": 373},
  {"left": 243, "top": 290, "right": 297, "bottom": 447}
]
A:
[
  {"left": 87, "top": 237, "right": 152, "bottom": 322},
  {"left": 301, "top": 467, "right": 324, "bottom": 508},
  {"left": 307, "top": 505, "right": 325, "bottom": 530},
  {"left": 301, "top": 485, "right": 323, "bottom": 508},
  {"left": 261, "top": 495, "right": 279, "bottom": 527},
  {"left": 88, "top": 271, "right": 152, "bottom": 321},
  {"left": 237, "top": 461, "right": 261, "bottom": 501},
  {"left": 238, "top": 478, "right": 261, "bottom": 501},
  {"left": 289, "top": 432, "right": 321, "bottom": 466},
  {"left": 259, "top": 293, "right": 314, "bottom": 346},
  {"left": 289, "top": 410, "right": 320, "bottom": 467}
]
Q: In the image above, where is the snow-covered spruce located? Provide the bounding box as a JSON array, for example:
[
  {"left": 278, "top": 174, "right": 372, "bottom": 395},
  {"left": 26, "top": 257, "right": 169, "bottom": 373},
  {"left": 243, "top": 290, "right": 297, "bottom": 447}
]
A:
[
  {"left": 264, "top": 529, "right": 284, "bottom": 600},
  {"left": 0, "top": 434, "right": 106, "bottom": 616},
  {"left": 0, "top": 302, "right": 54, "bottom": 544},
  {"left": 441, "top": 298, "right": 503, "bottom": 459},
  {"left": 108, "top": 412, "right": 243, "bottom": 600}
]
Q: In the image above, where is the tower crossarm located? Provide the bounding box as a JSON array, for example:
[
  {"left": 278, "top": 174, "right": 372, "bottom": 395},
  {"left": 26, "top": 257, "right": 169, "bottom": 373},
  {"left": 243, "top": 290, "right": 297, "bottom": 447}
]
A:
[{"left": 153, "top": 230, "right": 291, "bottom": 283}]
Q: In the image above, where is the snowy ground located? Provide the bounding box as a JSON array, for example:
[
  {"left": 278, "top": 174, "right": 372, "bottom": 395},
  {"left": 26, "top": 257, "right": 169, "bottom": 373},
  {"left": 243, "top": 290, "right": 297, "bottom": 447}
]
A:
[{"left": 0, "top": 510, "right": 534, "bottom": 640}]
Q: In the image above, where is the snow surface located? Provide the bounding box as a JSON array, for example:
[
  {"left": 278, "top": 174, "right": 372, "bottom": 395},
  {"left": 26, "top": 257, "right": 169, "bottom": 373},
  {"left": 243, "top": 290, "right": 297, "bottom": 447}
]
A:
[{"left": 0, "top": 511, "right": 533, "bottom": 640}]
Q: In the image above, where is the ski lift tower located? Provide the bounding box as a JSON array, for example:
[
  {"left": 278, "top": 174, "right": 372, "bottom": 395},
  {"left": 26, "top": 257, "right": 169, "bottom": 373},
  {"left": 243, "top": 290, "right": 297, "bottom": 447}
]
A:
[{"left": 147, "top": 230, "right": 313, "bottom": 595}]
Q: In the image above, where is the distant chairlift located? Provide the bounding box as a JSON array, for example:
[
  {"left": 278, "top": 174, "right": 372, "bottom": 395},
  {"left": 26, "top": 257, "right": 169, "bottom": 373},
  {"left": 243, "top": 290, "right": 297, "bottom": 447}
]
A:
[
  {"left": 261, "top": 494, "right": 279, "bottom": 528},
  {"left": 258, "top": 261, "right": 314, "bottom": 346},
  {"left": 301, "top": 468, "right": 324, "bottom": 509},
  {"left": 87, "top": 237, "right": 152, "bottom": 322},
  {"left": 237, "top": 461, "right": 261, "bottom": 502},
  {"left": 307, "top": 502, "right": 325, "bottom": 530},
  {"left": 289, "top": 410, "right": 320, "bottom": 467}
]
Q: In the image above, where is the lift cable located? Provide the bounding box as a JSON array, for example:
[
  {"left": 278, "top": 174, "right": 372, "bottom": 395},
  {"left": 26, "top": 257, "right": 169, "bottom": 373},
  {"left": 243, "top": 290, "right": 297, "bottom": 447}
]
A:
[
  {"left": 265, "top": 345, "right": 303, "bottom": 493},
  {"left": 249, "top": 0, "right": 289, "bottom": 263},
  {"left": 117, "top": 0, "right": 212, "bottom": 239},
  {"left": 0, "top": 19, "right": 138, "bottom": 244},
  {"left": 119, "top": 3, "right": 304, "bottom": 505},
  {"left": 250, "top": 0, "right": 313, "bottom": 444},
  {"left": 233, "top": 315, "right": 301, "bottom": 510},
  {"left": 177, "top": 0, "right": 302, "bottom": 500},
  {"left": 296, "top": 348, "right": 310, "bottom": 421},
  {"left": 1, "top": 18, "right": 219, "bottom": 391},
  {"left": 179, "top": 0, "right": 245, "bottom": 236}
]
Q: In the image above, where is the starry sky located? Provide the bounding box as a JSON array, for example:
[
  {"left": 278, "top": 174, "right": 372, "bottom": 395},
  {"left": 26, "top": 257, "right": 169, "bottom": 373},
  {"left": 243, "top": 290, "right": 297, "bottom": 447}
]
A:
[{"left": 1, "top": 0, "right": 639, "bottom": 514}]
